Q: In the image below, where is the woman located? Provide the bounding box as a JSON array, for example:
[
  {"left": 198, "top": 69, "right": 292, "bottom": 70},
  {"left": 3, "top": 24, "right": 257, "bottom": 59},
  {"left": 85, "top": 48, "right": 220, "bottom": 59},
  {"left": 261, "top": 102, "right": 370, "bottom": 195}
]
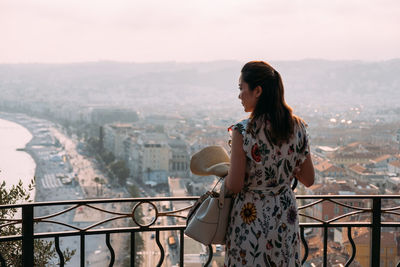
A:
[{"left": 224, "top": 61, "right": 315, "bottom": 267}]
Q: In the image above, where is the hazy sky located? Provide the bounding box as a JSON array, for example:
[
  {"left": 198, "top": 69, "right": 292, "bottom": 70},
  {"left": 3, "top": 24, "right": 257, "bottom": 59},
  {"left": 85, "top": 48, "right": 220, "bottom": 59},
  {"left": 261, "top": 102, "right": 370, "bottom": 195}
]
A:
[{"left": 1, "top": 0, "right": 399, "bottom": 63}]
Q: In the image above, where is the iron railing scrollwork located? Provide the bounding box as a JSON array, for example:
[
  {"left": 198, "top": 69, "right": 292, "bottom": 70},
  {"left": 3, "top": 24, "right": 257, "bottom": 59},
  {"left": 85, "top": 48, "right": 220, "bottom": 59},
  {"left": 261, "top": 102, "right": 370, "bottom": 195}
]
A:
[
  {"left": 0, "top": 195, "right": 400, "bottom": 267},
  {"left": 296, "top": 195, "right": 400, "bottom": 267}
]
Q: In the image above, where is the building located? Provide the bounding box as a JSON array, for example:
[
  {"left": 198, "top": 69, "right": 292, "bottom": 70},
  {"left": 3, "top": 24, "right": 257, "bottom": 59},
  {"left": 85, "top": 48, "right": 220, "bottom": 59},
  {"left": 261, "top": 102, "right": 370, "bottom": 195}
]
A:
[
  {"left": 142, "top": 142, "right": 170, "bottom": 173},
  {"left": 314, "top": 160, "right": 346, "bottom": 180},
  {"left": 103, "top": 123, "right": 138, "bottom": 159},
  {"left": 331, "top": 152, "right": 376, "bottom": 166},
  {"left": 346, "top": 164, "right": 371, "bottom": 180},
  {"left": 345, "top": 164, "right": 386, "bottom": 184},
  {"left": 315, "top": 145, "right": 338, "bottom": 156},
  {"left": 386, "top": 176, "right": 400, "bottom": 192},
  {"left": 397, "top": 129, "right": 400, "bottom": 150},
  {"left": 343, "top": 229, "right": 400, "bottom": 267},
  {"left": 368, "top": 154, "right": 398, "bottom": 172},
  {"left": 90, "top": 107, "right": 139, "bottom": 125},
  {"left": 147, "top": 170, "right": 168, "bottom": 185},
  {"left": 329, "top": 142, "right": 391, "bottom": 166},
  {"left": 304, "top": 180, "right": 378, "bottom": 243},
  {"left": 388, "top": 160, "right": 400, "bottom": 175},
  {"left": 125, "top": 136, "right": 143, "bottom": 179},
  {"left": 168, "top": 137, "right": 190, "bottom": 176}
]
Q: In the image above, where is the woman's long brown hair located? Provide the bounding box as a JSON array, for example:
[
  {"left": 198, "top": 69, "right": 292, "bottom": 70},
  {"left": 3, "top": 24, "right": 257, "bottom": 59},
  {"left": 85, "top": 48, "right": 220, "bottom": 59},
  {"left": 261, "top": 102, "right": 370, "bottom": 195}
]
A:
[{"left": 241, "top": 61, "right": 302, "bottom": 143}]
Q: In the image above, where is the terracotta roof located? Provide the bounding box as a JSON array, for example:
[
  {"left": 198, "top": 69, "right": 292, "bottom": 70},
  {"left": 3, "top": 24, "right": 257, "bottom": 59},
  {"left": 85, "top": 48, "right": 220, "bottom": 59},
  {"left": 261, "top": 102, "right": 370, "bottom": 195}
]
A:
[
  {"left": 308, "top": 235, "right": 349, "bottom": 257},
  {"left": 343, "top": 227, "right": 369, "bottom": 244},
  {"left": 308, "top": 184, "right": 324, "bottom": 191},
  {"left": 347, "top": 142, "right": 361, "bottom": 147},
  {"left": 389, "top": 160, "right": 400, "bottom": 168},
  {"left": 348, "top": 164, "right": 368, "bottom": 174},
  {"left": 371, "top": 154, "right": 392, "bottom": 163},
  {"left": 311, "top": 154, "right": 325, "bottom": 164},
  {"left": 332, "top": 152, "right": 375, "bottom": 159},
  {"left": 306, "top": 180, "right": 381, "bottom": 195},
  {"left": 307, "top": 183, "right": 346, "bottom": 195},
  {"left": 326, "top": 165, "right": 345, "bottom": 173},
  {"left": 315, "top": 161, "right": 333, "bottom": 172},
  {"left": 315, "top": 164, "right": 345, "bottom": 174},
  {"left": 343, "top": 227, "right": 400, "bottom": 245}
]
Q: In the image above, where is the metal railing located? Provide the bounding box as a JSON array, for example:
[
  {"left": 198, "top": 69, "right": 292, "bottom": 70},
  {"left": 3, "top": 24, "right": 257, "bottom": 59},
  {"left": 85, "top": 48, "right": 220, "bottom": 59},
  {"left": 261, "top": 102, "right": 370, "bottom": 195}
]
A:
[{"left": 1, "top": 195, "right": 400, "bottom": 267}]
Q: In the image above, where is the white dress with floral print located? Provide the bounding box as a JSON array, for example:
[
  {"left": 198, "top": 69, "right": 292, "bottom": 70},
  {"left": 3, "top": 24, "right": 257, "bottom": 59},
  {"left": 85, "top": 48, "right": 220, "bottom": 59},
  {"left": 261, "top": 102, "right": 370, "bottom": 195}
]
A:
[{"left": 224, "top": 118, "right": 309, "bottom": 267}]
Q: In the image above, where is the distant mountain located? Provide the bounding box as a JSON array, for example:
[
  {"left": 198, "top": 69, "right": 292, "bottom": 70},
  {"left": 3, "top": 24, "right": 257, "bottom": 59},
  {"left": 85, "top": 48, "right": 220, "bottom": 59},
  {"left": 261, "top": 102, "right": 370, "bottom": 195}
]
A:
[{"left": 0, "top": 60, "right": 399, "bottom": 115}]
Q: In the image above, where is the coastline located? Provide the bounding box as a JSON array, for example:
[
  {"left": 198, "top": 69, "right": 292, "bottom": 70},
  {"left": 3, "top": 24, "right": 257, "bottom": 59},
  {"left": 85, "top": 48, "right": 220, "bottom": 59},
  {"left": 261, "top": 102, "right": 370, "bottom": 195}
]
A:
[
  {"left": 0, "top": 112, "right": 195, "bottom": 266},
  {"left": 0, "top": 114, "right": 36, "bottom": 198},
  {"left": 0, "top": 112, "right": 134, "bottom": 266},
  {"left": 25, "top": 140, "right": 43, "bottom": 202},
  {"left": 0, "top": 112, "right": 62, "bottom": 202}
]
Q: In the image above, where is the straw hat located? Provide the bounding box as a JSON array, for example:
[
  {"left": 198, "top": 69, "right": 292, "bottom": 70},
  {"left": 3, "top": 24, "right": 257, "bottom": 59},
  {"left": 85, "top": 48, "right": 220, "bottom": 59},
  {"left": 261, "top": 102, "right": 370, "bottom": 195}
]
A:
[{"left": 190, "top": 146, "right": 230, "bottom": 177}]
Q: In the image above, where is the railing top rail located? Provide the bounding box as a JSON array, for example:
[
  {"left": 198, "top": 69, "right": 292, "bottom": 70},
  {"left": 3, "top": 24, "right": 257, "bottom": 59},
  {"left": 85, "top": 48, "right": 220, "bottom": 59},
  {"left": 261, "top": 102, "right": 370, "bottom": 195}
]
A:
[
  {"left": 0, "top": 196, "right": 199, "bottom": 209},
  {"left": 1, "top": 194, "right": 400, "bottom": 209},
  {"left": 295, "top": 194, "right": 400, "bottom": 199}
]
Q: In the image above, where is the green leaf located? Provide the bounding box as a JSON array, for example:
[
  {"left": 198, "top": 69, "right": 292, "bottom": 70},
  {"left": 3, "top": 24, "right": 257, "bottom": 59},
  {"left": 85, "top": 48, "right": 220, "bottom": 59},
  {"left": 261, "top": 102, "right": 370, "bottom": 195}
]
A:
[{"left": 1, "top": 179, "right": 76, "bottom": 265}]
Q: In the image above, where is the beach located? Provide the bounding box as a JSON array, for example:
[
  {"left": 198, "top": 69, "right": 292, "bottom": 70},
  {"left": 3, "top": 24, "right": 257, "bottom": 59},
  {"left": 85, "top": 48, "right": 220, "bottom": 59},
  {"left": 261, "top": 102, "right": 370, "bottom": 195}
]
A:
[
  {"left": 0, "top": 116, "right": 36, "bottom": 195},
  {"left": 0, "top": 112, "right": 131, "bottom": 266}
]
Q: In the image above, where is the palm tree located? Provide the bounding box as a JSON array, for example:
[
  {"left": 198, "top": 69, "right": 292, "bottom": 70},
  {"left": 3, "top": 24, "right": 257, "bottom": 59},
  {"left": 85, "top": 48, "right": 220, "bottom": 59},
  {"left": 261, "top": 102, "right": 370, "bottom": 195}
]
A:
[
  {"left": 98, "top": 178, "right": 106, "bottom": 195},
  {"left": 93, "top": 177, "right": 100, "bottom": 196}
]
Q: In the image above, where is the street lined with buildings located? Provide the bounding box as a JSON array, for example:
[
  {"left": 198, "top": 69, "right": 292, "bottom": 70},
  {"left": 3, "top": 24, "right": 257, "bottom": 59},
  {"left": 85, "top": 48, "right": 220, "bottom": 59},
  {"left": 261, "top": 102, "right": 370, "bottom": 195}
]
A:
[{"left": 2, "top": 103, "right": 400, "bottom": 266}]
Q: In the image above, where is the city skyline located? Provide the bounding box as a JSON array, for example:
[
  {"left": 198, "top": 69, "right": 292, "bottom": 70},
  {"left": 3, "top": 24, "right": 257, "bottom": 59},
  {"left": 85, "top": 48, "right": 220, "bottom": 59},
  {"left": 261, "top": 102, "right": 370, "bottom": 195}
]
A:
[{"left": 1, "top": 2, "right": 400, "bottom": 265}]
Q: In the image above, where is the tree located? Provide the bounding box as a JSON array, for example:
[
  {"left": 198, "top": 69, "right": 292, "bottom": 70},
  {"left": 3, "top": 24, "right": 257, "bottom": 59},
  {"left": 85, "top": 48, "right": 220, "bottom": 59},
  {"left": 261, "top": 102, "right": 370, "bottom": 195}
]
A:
[
  {"left": 0, "top": 179, "right": 75, "bottom": 266},
  {"left": 100, "top": 151, "right": 115, "bottom": 165},
  {"left": 93, "top": 177, "right": 106, "bottom": 196},
  {"left": 94, "top": 177, "right": 101, "bottom": 196},
  {"left": 87, "top": 137, "right": 102, "bottom": 154},
  {"left": 109, "top": 160, "right": 130, "bottom": 185}
]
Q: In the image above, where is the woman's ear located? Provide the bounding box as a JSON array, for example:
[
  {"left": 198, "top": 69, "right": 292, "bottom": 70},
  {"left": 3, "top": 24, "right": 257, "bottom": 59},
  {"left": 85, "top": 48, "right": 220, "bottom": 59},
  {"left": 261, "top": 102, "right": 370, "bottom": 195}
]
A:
[{"left": 255, "top": 85, "right": 262, "bottom": 98}]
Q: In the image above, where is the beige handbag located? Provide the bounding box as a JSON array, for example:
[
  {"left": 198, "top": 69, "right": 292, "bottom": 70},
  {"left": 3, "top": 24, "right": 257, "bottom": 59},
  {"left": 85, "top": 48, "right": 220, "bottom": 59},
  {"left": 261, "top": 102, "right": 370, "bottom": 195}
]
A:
[{"left": 185, "top": 180, "right": 232, "bottom": 245}]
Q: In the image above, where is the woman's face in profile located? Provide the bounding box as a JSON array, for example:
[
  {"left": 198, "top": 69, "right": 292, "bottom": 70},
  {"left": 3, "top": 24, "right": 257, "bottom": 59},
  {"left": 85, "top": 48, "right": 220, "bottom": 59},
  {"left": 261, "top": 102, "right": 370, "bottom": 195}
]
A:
[{"left": 238, "top": 75, "right": 258, "bottom": 113}]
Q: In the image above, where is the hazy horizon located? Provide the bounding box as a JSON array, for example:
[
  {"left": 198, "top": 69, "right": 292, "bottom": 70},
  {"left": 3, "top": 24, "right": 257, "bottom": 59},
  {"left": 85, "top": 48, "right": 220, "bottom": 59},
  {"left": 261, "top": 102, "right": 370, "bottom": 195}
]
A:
[
  {"left": 1, "top": 58, "right": 400, "bottom": 66},
  {"left": 1, "top": 0, "right": 400, "bottom": 64}
]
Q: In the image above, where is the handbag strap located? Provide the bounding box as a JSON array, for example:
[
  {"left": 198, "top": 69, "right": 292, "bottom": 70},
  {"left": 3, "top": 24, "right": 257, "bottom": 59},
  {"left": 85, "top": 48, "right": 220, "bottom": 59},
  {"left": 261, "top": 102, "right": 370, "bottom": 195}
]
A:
[
  {"left": 211, "top": 176, "right": 223, "bottom": 191},
  {"left": 218, "top": 180, "right": 225, "bottom": 208},
  {"left": 209, "top": 177, "right": 227, "bottom": 208}
]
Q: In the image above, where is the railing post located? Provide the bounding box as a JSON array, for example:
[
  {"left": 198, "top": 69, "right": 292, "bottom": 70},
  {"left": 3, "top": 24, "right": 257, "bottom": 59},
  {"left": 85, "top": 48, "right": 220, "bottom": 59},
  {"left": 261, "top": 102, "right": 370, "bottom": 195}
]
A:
[
  {"left": 179, "top": 229, "right": 184, "bottom": 267},
  {"left": 371, "top": 197, "right": 381, "bottom": 267},
  {"left": 22, "top": 205, "right": 34, "bottom": 267},
  {"left": 131, "top": 232, "right": 135, "bottom": 267},
  {"left": 80, "top": 234, "right": 85, "bottom": 267},
  {"left": 323, "top": 225, "right": 328, "bottom": 267}
]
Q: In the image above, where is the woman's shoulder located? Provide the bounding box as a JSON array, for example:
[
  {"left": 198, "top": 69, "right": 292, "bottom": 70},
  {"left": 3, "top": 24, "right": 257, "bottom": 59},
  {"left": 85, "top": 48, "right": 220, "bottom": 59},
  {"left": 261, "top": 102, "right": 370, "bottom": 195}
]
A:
[
  {"left": 228, "top": 118, "right": 250, "bottom": 135},
  {"left": 292, "top": 115, "right": 307, "bottom": 132}
]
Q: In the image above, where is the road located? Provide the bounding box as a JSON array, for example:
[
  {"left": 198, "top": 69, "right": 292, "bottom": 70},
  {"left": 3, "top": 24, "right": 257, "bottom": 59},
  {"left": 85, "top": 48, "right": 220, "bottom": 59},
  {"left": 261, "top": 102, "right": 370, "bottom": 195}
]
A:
[
  {"left": 47, "top": 128, "right": 131, "bottom": 266},
  {"left": 31, "top": 121, "right": 217, "bottom": 266}
]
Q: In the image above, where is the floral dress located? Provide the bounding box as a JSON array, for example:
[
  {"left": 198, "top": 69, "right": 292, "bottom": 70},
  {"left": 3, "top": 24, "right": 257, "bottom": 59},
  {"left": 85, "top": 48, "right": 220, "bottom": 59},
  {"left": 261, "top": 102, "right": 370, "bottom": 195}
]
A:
[{"left": 224, "top": 118, "right": 309, "bottom": 267}]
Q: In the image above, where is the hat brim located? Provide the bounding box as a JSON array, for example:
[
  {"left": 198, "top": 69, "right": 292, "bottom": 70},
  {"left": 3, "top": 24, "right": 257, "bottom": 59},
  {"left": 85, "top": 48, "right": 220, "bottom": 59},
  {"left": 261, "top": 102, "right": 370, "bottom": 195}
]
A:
[
  {"left": 205, "top": 162, "right": 230, "bottom": 177},
  {"left": 190, "top": 146, "right": 230, "bottom": 177}
]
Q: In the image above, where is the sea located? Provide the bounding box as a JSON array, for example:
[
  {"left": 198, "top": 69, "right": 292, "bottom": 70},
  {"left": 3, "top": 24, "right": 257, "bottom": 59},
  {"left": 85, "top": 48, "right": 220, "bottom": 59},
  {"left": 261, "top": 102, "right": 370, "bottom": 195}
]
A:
[{"left": 0, "top": 118, "right": 36, "bottom": 198}]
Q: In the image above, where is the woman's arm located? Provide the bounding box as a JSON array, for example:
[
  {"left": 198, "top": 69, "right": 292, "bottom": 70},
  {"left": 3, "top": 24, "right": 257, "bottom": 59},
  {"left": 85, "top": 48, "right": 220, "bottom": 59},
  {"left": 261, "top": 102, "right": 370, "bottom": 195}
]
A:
[
  {"left": 295, "top": 150, "right": 315, "bottom": 187},
  {"left": 225, "top": 129, "right": 247, "bottom": 193}
]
